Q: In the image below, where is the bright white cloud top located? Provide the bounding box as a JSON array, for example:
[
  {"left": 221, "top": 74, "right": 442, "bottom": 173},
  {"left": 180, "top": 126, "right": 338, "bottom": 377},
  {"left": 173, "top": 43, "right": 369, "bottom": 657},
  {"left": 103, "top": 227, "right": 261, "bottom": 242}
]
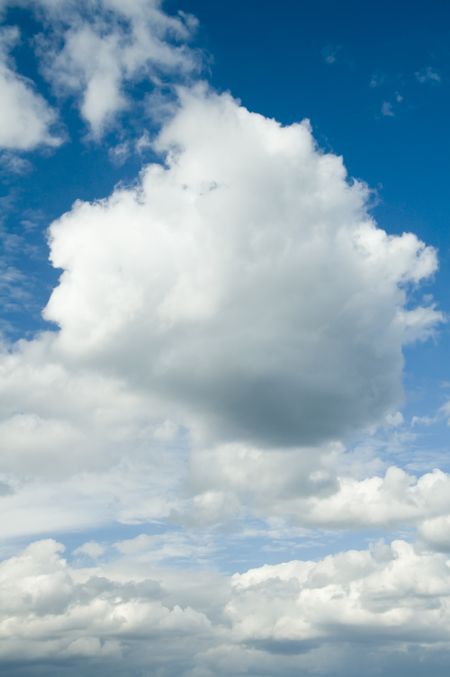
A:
[{"left": 0, "top": 1, "right": 449, "bottom": 676}]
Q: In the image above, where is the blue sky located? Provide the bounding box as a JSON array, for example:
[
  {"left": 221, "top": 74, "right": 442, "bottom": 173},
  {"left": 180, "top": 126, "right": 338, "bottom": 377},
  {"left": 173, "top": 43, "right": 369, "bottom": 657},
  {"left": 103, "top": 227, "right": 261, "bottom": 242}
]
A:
[{"left": 1, "top": 1, "right": 450, "bottom": 675}]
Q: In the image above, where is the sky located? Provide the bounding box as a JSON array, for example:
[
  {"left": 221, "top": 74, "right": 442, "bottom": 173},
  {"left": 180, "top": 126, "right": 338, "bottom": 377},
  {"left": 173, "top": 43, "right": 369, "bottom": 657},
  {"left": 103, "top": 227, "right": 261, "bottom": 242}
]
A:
[{"left": 1, "top": 0, "right": 450, "bottom": 675}]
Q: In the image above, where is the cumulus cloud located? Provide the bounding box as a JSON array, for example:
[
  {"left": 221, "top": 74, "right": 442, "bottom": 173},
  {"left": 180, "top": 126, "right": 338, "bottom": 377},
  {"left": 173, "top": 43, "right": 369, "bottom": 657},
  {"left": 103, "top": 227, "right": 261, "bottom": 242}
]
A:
[
  {"left": 187, "top": 441, "right": 341, "bottom": 525},
  {"left": 2, "top": 537, "right": 450, "bottom": 675},
  {"left": 187, "top": 440, "right": 450, "bottom": 534},
  {"left": 0, "top": 4, "right": 448, "bottom": 675},
  {"left": 418, "top": 515, "right": 450, "bottom": 551},
  {"left": 0, "top": 86, "right": 444, "bottom": 546},
  {"left": 228, "top": 539, "right": 450, "bottom": 655},
  {"left": 0, "top": 539, "right": 215, "bottom": 675},
  {"left": 0, "top": 336, "right": 186, "bottom": 538},
  {"left": 0, "top": 27, "right": 59, "bottom": 149},
  {"left": 298, "top": 466, "right": 450, "bottom": 529},
  {"left": 42, "top": 86, "right": 441, "bottom": 448},
  {"left": 0, "top": 335, "right": 178, "bottom": 477}
]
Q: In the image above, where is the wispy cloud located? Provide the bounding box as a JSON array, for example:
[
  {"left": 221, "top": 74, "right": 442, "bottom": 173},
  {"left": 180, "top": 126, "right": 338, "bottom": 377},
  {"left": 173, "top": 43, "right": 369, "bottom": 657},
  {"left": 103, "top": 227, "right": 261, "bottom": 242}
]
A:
[
  {"left": 416, "top": 66, "right": 441, "bottom": 84},
  {"left": 321, "top": 44, "right": 341, "bottom": 64}
]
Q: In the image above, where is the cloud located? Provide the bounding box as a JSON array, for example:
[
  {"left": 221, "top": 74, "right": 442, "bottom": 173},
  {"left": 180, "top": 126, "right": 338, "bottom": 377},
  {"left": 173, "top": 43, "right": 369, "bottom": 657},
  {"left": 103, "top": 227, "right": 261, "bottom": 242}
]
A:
[
  {"left": 187, "top": 440, "right": 450, "bottom": 533},
  {"left": 0, "top": 538, "right": 214, "bottom": 674},
  {"left": 0, "top": 5, "right": 448, "bottom": 675},
  {"left": 369, "top": 73, "right": 385, "bottom": 88},
  {"left": 418, "top": 515, "right": 450, "bottom": 551},
  {"left": 2, "top": 537, "right": 450, "bottom": 675},
  {"left": 440, "top": 399, "right": 450, "bottom": 424},
  {"left": 322, "top": 44, "right": 341, "bottom": 65},
  {"left": 298, "top": 466, "right": 450, "bottom": 528},
  {"left": 228, "top": 539, "right": 450, "bottom": 657},
  {"left": 415, "top": 66, "right": 441, "bottom": 84},
  {"left": 23, "top": 0, "right": 200, "bottom": 136},
  {"left": 0, "top": 86, "right": 444, "bottom": 545},
  {"left": 0, "top": 336, "right": 186, "bottom": 539},
  {"left": 0, "top": 27, "right": 60, "bottom": 150},
  {"left": 381, "top": 101, "right": 395, "bottom": 117},
  {"left": 42, "top": 86, "right": 440, "bottom": 448},
  {"left": 187, "top": 440, "right": 341, "bottom": 525},
  {"left": 73, "top": 541, "right": 105, "bottom": 559},
  {"left": 0, "top": 336, "right": 173, "bottom": 477}
]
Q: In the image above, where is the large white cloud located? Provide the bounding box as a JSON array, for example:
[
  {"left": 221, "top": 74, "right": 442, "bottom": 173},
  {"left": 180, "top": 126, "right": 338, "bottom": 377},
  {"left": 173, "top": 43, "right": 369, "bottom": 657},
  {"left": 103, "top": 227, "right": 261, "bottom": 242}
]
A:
[
  {"left": 0, "top": 27, "right": 59, "bottom": 150},
  {"left": 43, "top": 86, "right": 441, "bottom": 448}
]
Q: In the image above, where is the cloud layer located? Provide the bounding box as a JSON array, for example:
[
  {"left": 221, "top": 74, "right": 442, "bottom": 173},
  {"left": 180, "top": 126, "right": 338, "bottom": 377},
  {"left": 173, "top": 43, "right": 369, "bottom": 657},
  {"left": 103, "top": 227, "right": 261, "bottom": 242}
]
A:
[{"left": 2, "top": 537, "right": 450, "bottom": 676}]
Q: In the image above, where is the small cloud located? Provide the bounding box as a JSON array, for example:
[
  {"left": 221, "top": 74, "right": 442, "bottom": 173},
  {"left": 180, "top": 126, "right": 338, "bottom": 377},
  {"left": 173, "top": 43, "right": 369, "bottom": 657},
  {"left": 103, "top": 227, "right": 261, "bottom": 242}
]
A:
[
  {"left": 381, "top": 101, "right": 395, "bottom": 117},
  {"left": 415, "top": 66, "right": 441, "bottom": 84},
  {"left": 73, "top": 541, "right": 105, "bottom": 559},
  {"left": 440, "top": 401, "right": 450, "bottom": 424},
  {"left": 411, "top": 415, "right": 435, "bottom": 427},
  {"left": 108, "top": 141, "right": 130, "bottom": 166},
  {"left": 135, "top": 131, "right": 152, "bottom": 154},
  {"left": 380, "top": 92, "right": 403, "bottom": 118},
  {"left": 321, "top": 45, "right": 341, "bottom": 65},
  {"left": 385, "top": 411, "right": 404, "bottom": 428},
  {"left": 0, "top": 152, "right": 32, "bottom": 175},
  {"left": 369, "top": 73, "right": 385, "bottom": 88}
]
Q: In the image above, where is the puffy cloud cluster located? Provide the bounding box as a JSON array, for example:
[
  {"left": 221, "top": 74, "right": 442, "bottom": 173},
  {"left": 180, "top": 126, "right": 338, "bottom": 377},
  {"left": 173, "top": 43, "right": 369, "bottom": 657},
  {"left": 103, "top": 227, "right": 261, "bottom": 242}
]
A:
[
  {"left": 2, "top": 537, "right": 450, "bottom": 675},
  {"left": 0, "top": 539, "right": 215, "bottom": 675},
  {"left": 0, "top": 3, "right": 448, "bottom": 677},
  {"left": 227, "top": 540, "right": 450, "bottom": 666},
  {"left": 0, "top": 27, "right": 59, "bottom": 149},
  {"left": 187, "top": 441, "right": 450, "bottom": 547},
  {"left": 0, "top": 74, "right": 447, "bottom": 676},
  {"left": 301, "top": 467, "right": 450, "bottom": 529},
  {"left": 0, "top": 86, "right": 445, "bottom": 544},
  {"left": 44, "top": 86, "right": 441, "bottom": 447}
]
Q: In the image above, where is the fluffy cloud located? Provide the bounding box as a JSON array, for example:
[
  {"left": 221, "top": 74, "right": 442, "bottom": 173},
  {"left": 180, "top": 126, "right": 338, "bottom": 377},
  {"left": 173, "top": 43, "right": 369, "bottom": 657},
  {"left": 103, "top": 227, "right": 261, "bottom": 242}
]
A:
[
  {"left": 0, "top": 85, "right": 443, "bottom": 542},
  {"left": 0, "top": 4, "right": 448, "bottom": 675},
  {"left": 0, "top": 539, "right": 215, "bottom": 675},
  {"left": 295, "top": 466, "right": 450, "bottom": 529},
  {"left": 226, "top": 540, "right": 450, "bottom": 669},
  {"left": 26, "top": 0, "right": 200, "bottom": 135},
  {"left": 2, "top": 537, "right": 450, "bottom": 675},
  {"left": 0, "top": 336, "right": 186, "bottom": 538},
  {"left": 0, "top": 27, "right": 59, "bottom": 149},
  {"left": 0, "top": 335, "right": 178, "bottom": 477},
  {"left": 187, "top": 440, "right": 450, "bottom": 536},
  {"left": 187, "top": 440, "right": 341, "bottom": 524},
  {"left": 43, "top": 86, "right": 441, "bottom": 448},
  {"left": 418, "top": 516, "right": 450, "bottom": 551}
]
